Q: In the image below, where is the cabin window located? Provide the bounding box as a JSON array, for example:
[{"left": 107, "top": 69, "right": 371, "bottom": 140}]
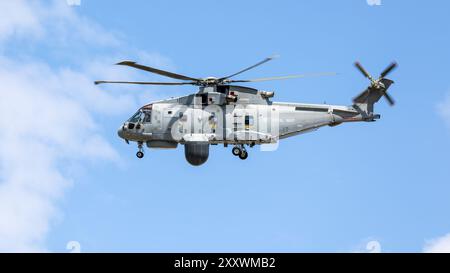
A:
[{"left": 245, "top": 115, "right": 254, "bottom": 126}]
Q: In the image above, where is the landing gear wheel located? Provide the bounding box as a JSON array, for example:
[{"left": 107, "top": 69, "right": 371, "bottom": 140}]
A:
[
  {"left": 232, "top": 146, "right": 241, "bottom": 156},
  {"left": 136, "top": 151, "right": 144, "bottom": 159},
  {"left": 136, "top": 142, "right": 144, "bottom": 159},
  {"left": 239, "top": 150, "right": 248, "bottom": 160}
]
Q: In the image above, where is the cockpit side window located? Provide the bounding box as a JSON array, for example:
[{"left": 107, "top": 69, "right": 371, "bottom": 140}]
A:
[{"left": 143, "top": 111, "right": 152, "bottom": 123}]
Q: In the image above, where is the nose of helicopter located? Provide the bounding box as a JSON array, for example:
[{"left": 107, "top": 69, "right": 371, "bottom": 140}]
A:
[{"left": 117, "top": 124, "right": 125, "bottom": 139}]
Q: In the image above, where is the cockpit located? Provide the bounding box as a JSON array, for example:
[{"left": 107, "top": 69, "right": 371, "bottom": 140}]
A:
[{"left": 128, "top": 107, "right": 152, "bottom": 124}]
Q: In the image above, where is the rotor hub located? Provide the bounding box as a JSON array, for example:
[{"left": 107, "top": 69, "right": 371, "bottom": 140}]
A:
[{"left": 201, "top": 77, "right": 220, "bottom": 86}]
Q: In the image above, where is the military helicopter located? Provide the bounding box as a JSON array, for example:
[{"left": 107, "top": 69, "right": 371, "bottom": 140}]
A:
[{"left": 95, "top": 56, "right": 397, "bottom": 166}]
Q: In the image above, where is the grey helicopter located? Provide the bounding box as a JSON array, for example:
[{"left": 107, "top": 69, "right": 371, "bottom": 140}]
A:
[{"left": 95, "top": 56, "right": 397, "bottom": 166}]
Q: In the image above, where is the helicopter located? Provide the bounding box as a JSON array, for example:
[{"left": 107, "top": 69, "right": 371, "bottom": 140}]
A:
[{"left": 95, "top": 56, "right": 397, "bottom": 166}]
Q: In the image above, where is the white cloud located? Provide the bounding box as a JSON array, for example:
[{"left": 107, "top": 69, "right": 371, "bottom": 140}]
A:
[
  {"left": 423, "top": 233, "right": 450, "bottom": 253},
  {"left": 0, "top": 0, "right": 121, "bottom": 54},
  {"left": 0, "top": 49, "right": 120, "bottom": 252},
  {"left": 41, "top": 1, "right": 121, "bottom": 48},
  {"left": 0, "top": 0, "right": 168, "bottom": 252},
  {"left": 0, "top": 0, "right": 42, "bottom": 42}
]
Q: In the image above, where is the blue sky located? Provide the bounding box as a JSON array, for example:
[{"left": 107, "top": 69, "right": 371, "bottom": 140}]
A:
[{"left": 1, "top": 0, "right": 450, "bottom": 252}]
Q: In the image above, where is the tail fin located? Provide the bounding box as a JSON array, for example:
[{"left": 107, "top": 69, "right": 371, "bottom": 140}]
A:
[{"left": 353, "top": 78, "right": 394, "bottom": 119}]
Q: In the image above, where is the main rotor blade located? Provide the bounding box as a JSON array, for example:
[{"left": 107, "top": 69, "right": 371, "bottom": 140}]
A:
[
  {"left": 380, "top": 62, "right": 398, "bottom": 78},
  {"left": 219, "top": 55, "right": 279, "bottom": 81},
  {"left": 117, "top": 61, "right": 200, "bottom": 82},
  {"left": 384, "top": 92, "right": 396, "bottom": 106},
  {"left": 227, "top": 72, "right": 337, "bottom": 83},
  {"left": 354, "top": 62, "right": 372, "bottom": 79},
  {"left": 94, "top": 80, "right": 196, "bottom": 86}
]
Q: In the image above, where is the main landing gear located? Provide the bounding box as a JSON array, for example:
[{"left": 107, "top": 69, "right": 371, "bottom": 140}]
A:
[
  {"left": 136, "top": 142, "right": 144, "bottom": 159},
  {"left": 232, "top": 145, "right": 249, "bottom": 160}
]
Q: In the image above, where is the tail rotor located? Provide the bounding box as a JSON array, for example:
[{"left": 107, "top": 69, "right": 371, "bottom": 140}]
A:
[{"left": 354, "top": 61, "right": 398, "bottom": 106}]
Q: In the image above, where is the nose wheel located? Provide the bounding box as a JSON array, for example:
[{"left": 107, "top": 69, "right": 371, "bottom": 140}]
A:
[
  {"left": 136, "top": 151, "right": 144, "bottom": 159},
  {"left": 232, "top": 145, "right": 249, "bottom": 160},
  {"left": 136, "top": 142, "right": 144, "bottom": 159}
]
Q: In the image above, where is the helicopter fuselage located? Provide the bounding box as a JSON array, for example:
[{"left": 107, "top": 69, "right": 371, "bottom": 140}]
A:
[
  {"left": 117, "top": 85, "right": 369, "bottom": 166},
  {"left": 96, "top": 58, "right": 396, "bottom": 166}
]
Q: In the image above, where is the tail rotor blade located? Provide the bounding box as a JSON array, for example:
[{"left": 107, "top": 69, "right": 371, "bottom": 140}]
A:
[
  {"left": 380, "top": 62, "right": 398, "bottom": 78},
  {"left": 384, "top": 92, "right": 396, "bottom": 106},
  {"left": 355, "top": 62, "right": 372, "bottom": 79}
]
